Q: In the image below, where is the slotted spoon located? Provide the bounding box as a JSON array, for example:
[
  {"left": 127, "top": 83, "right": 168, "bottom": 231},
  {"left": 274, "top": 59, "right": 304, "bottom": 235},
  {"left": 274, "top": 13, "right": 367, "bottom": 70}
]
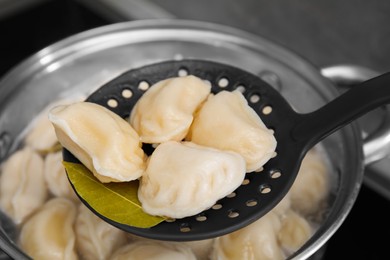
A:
[{"left": 63, "top": 59, "right": 390, "bottom": 241}]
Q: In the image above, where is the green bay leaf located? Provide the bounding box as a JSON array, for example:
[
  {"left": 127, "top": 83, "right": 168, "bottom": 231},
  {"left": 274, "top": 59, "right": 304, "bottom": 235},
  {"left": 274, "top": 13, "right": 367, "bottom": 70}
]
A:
[{"left": 63, "top": 161, "right": 165, "bottom": 228}]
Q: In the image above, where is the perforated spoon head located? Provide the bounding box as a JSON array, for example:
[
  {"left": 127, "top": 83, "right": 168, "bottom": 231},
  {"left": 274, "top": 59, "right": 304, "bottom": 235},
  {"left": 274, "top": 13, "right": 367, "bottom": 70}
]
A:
[{"left": 63, "top": 59, "right": 390, "bottom": 241}]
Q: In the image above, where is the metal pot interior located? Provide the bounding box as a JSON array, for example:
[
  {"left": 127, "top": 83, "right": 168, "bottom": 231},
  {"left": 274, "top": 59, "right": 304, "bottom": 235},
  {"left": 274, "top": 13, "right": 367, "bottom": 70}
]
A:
[{"left": 0, "top": 19, "right": 364, "bottom": 259}]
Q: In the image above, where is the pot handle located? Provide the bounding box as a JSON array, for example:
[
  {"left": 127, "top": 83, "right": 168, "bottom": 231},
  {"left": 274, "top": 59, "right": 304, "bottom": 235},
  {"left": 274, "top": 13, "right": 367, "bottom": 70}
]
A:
[{"left": 320, "top": 65, "right": 390, "bottom": 165}]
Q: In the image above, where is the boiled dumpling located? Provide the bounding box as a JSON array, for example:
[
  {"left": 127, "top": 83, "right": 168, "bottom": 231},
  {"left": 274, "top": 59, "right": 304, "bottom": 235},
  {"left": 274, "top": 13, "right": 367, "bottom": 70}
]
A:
[
  {"left": 128, "top": 233, "right": 214, "bottom": 260},
  {"left": 75, "top": 204, "right": 128, "bottom": 260},
  {"left": 0, "top": 147, "right": 48, "bottom": 224},
  {"left": 24, "top": 111, "right": 60, "bottom": 154},
  {"left": 278, "top": 209, "right": 313, "bottom": 254},
  {"left": 19, "top": 198, "right": 78, "bottom": 260},
  {"left": 48, "top": 101, "right": 146, "bottom": 183},
  {"left": 129, "top": 75, "right": 211, "bottom": 143},
  {"left": 138, "top": 141, "right": 246, "bottom": 218},
  {"left": 289, "top": 147, "right": 330, "bottom": 216},
  {"left": 188, "top": 90, "right": 276, "bottom": 172},
  {"left": 25, "top": 97, "right": 84, "bottom": 154},
  {"left": 211, "top": 211, "right": 285, "bottom": 260},
  {"left": 271, "top": 192, "right": 291, "bottom": 218},
  {"left": 177, "top": 239, "right": 215, "bottom": 260},
  {"left": 111, "top": 240, "right": 197, "bottom": 260},
  {"left": 44, "top": 151, "right": 78, "bottom": 201}
]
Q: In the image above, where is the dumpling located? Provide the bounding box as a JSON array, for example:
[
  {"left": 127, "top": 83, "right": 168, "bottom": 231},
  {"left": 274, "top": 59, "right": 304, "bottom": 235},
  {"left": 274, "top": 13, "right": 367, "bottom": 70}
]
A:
[
  {"left": 18, "top": 198, "right": 78, "bottom": 260},
  {"left": 138, "top": 141, "right": 246, "bottom": 218},
  {"left": 0, "top": 147, "right": 48, "bottom": 225},
  {"left": 278, "top": 209, "right": 313, "bottom": 255},
  {"left": 48, "top": 101, "right": 146, "bottom": 183},
  {"left": 129, "top": 75, "right": 211, "bottom": 143},
  {"left": 188, "top": 90, "right": 276, "bottom": 172},
  {"left": 271, "top": 193, "right": 291, "bottom": 218},
  {"left": 24, "top": 111, "right": 60, "bottom": 153},
  {"left": 111, "top": 240, "right": 197, "bottom": 260},
  {"left": 44, "top": 151, "right": 79, "bottom": 201},
  {"left": 289, "top": 147, "right": 330, "bottom": 216},
  {"left": 75, "top": 204, "right": 128, "bottom": 260},
  {"left": 25, "top": 97, "right": 85, "bottom": 154},
  {"left": 177, "top": 239, "right": 215, "bottom": 260},
  {"left": 127, "top": 233, "right": 214, "bottom": 260},
  {"left": 211, "top": 211, "right": 285, "bottom": 260}
]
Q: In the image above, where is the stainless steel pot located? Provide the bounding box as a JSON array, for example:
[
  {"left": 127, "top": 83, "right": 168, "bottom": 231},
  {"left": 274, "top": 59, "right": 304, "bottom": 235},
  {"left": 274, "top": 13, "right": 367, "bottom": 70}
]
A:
[{"left": 0, "top": 19, "right": 388, "bottom": 259}]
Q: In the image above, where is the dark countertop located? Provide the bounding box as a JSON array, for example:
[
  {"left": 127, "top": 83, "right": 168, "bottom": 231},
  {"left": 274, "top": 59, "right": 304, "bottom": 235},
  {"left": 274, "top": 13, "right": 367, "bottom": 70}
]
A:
[{"left": 1, "top": 0, "right": 390, "bottom": 259}]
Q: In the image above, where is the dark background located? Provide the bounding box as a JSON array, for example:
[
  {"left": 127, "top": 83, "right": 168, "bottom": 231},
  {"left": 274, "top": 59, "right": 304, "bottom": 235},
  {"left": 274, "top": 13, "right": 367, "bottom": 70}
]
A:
[
  {"left": 148, "top": 0, "right": 390, "bottom": 74},
  {"left": 1, "top": 0, "right": 390, "bottom": 259}
]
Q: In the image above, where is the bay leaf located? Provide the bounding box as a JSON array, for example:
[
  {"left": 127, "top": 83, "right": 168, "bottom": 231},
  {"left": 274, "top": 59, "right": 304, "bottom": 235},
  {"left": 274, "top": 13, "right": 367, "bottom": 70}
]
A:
[{"left": 63, "top": 161, "right": 165, "bottom": 228}]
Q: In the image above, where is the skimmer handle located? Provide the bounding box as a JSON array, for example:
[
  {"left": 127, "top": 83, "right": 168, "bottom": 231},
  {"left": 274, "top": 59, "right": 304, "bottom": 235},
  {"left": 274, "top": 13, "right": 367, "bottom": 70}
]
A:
[{"left": 292, "top": 72, "right": 390, "bottom": 150}]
